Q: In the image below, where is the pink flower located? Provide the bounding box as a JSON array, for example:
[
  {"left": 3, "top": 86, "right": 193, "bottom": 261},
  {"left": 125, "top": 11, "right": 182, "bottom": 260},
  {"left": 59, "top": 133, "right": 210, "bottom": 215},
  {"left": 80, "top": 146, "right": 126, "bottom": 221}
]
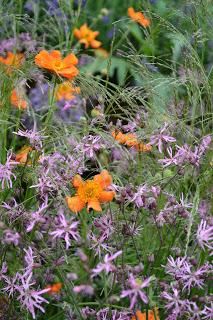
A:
[
  {"left": 30, "top": 173, "right": 55, "bottom": 198},
  {"left": 2, "top": 229, "right": 20, "bottom": 246},
  {"left": 198, "top": 135, "right": 211, "bottom": 155},
  {"left": 75, "top": 135, "right": 104, "bottom": 159},
  {"left": 158, "top": 146, "right": 178, "bottom": 167},
  {"left": 89, "top": 232, "right": 112, "bottom": 257},
  {"left": 50, "top": 212, "right": 80, "bottom": 250},
  {"left": 131, "top": 184, "right": 148, "bottom": 208},
  {"left": 202, "top": 303, "right": 213, "bottom": 320},
  {"left": 92, "top": 250, "right": 122, "bottom": 277},
  {"left": 181, "top": 263, "right": 209, "bottom": 293},
  {"left": 165, "top": 256, "right": 187, "bottom": 279},
  {"left": 150, "top": 123, "right": 176, "bottom": 153},
  {"left": 121, "top": 274, "right": 152, "bottom": 309},
  {"left": 17, "top": 271, "right": 50, "bottom": 319},
  {"left": 24, "top": 247, "right": 36, "bottom": 272},
  {"left": 196, "top": 220, "right": 213, "bottom": 253},
  {"left": 93, "top": 213, "right": 114, "bottom": 239},
  {"left": 0, "top": 150, "right": 18, "bottom": 189},
  {"left": 26, "top": 198, "right": 48, "bottom": 232},
  {"left": 161, "top": 286, "right": 188, "bottom": 316},
  {"left": 2, "top": 273, "right": 19, "bottom": 297},
  {"left": 13, "top": 126, "right": 46, "bottom": 149},
  {"left": 186, "top": 302, "right": 203, "bottom": 320},
  {"left": 0, "top": 262, "right": 7, "bottom": 280},
  {"left": 2, "top": 198, "right": 27, "bottom": 223},
  {"left": 73, "top": 284, "right": 94, "bottom": 296}
]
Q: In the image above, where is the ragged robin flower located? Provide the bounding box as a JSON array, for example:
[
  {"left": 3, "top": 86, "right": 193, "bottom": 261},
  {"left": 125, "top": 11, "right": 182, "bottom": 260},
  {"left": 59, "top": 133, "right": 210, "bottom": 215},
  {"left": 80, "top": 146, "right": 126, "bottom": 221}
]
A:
[
  {"left": 74, "top": 23, "right": 102, "bottom": 49},
  {"left": 10, "top": 89, "right": 27, "bottom": 110},
  {"left": 0, "top": 51, "right": 24, "bottom": 73},
  {"left": 15, "top": 146, "right": 33, "bottom": 164},
  {"left": 56, "top": 81, "right": 80, "bottom": 101},
  {"left": 131, "top": 309, "right": 160, "bottom": 320},
  {"left": 66, "top": 170, "right": 115, "bottom": 213},
  {"left": 35, "top": 50, "right": 79, "bottom": 80},
  {"left": 128, "top": 7, "right": 150, "bottom": 28}
]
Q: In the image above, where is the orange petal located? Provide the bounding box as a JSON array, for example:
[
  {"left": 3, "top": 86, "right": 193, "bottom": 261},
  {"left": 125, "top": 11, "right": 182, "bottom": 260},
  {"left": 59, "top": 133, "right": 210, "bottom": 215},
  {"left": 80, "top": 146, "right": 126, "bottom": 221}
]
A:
[
  {"left": 99, "top": 191, "right": 115, "bottom": 203},
  {"left": 141, "top": 17, "right": 150, "bottom": 27},
  {"left": 87, "top": 199, "right": 102, "bottom": 212},
  {"left": 35, "top": 50, "right": 49, "bottom": 60},
  {"left": 131, "top": 310, "right": 144, "bottom": 320},
  {"left": 93, "top": 31, "right": 100, "bottom": 37},
  {"left": 10, "top": 90, "right": 27, "bottom": 110},
  {"left": 66, "top": 196, "right": 85, "bottom": 213},
  {"left": 112, "top": 131, "right": 127, "bottom": 144},
  {"left": 63, "top": 53, "right": 78, "bottom": 66},
  {"left": 58, "top": 66, "right": 79, "bottom": 79},
  {"left": 72, "top": 175, "right": 84, "bottom": 188},
  {"left": 74, "top": 28, "right": 81, "bottom": 39},
  {"left": 94, "top": 170, "right": 112, "bottom": 189},
  {"left": 50, "top": 50, "right": 61, "bottom": 59},
  {"left": 15, "top": 146, "right": 33, "bottom": 164},
  {"left": 131, "top": 309, "right": 159, "bottom": 320},
  {"left": 90, "top": 40, "right": 102, "bottom": 49},
  {"left": 128, "top": 7, "right": 135, "bottom": 19},
  {"left": 135, "top": 143, "right": 152, "bottom": 152},
  {"left": 79, "top": 38, "right": 90, "bottom": 49}
]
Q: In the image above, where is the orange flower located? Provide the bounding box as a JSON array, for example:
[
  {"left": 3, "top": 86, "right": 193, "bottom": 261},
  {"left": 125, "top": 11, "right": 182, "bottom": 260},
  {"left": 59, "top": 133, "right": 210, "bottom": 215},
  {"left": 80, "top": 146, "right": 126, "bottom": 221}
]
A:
[
  {"left": 128, "top": 7, "right": 150, "bottom": 28},
  {"left": 74, "top": 23, "right": 102, "bottom": 49},
  {"left": 15, "top": 146, "right": 33, "bottom": 164},
  {"left": 112, "top": 130, "right": 152, "bottom": 152},
  {"left": 35, "top": 50, "right": 79, "bottom": 79},
  {"left": 135, "top": 142, "right": 152, "bottom": 152},
  {"left": 46, "top": 282, "right": 62, "bottom": 295},
  {"left": 56, "top": 81, "right": 81, "bottom": 101},
  {"left": 124, "top": 133, "right": 138, "bottom": 147},
  {"left": 66, "top": 170, "right": 115, "bottom": 213},
  {"left": 112, "top": 130, "right": 138, "bottom": 146},
  {"left": 132, "top": 309, "right": 160, "bottom": 320},
  {"left": 111, "top": 130, "right": 127, "bottom": 144},
  {"left": 0, "top": 52, "right": 24, "bottom": 72},
  {"left": 10, "top": 89, "right": 27, "bottom": 110}
]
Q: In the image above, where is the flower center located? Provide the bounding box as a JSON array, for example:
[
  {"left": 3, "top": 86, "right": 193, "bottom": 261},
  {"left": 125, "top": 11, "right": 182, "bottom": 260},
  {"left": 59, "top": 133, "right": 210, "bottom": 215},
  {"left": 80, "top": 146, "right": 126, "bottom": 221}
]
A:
[
  {"left": 135, "top": 278, "right": 142, "bottom": 286},
  {"left": 77, "top": 180, "right": 102, "bottom": 202},
  {"left": 53, "top": 61, "right": 64, "bottom": 71}
]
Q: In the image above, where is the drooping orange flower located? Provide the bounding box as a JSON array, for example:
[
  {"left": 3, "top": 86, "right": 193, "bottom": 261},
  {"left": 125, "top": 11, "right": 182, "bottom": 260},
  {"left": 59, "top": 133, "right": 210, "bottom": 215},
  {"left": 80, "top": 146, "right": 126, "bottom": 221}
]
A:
[
  {"left": 124, "top": 133, "right": 139, "bottom": 147},
  {"left": 128, "top": 7, "right": 151, "bottom": 28},
  {"left": 74, "top": 23, "right": 102, "bottom": 49},
  {"left": 66, "top": 170, "right": 115, "bottom": 213},
  {"left": 112, "top": 131, "right": 125, "bottom": 144},
  {"left": 0, "top": 52, "right": 24, "bottom": 73},
  {"left": 46, "top": 282, "right": 62, "bottom": 295},
  {"left": 112, "top": 130, "right": 152, "bottom": 152},
  {"left": 35, "top": 50, "right": 79, "bottom": 79},
  {"left": 112, "top": 130, "right": 138, "bottom": 146},
  {"left": 15, "top": 146, "right": 33, "bottom": 164},
  {"left": 56, "top": 81, "right": 81, "bottom": 101},
  {"left": 10, "top": 89, "right": 27, "bottom": 110},
  {"left": 131, "top": 309, "right": 160, "bottom": 320}
]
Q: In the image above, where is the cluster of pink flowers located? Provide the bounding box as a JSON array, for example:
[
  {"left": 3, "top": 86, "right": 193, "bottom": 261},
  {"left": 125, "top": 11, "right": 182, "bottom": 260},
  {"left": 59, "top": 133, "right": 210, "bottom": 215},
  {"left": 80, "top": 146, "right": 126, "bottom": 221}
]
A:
[{"left": 1, "top": 248, "right": 50, "bottom": 319}]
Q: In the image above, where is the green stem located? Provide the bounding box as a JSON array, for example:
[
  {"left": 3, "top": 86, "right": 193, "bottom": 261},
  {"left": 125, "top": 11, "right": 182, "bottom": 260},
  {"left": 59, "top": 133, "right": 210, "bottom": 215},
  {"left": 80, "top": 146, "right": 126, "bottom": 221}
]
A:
[{"left": 44, "top": 76, "right": 57, "bottom": 128}]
